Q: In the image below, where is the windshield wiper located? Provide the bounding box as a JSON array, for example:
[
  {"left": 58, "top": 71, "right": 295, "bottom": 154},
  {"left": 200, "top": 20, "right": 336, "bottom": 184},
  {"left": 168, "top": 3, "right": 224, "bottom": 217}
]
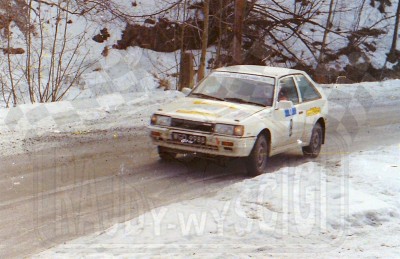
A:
[
  {"left": 224, "top": 97, "right": 265, "bottom": 107},
  {"left": 190, "top": 93, "right": 224, "bottom": 101}
]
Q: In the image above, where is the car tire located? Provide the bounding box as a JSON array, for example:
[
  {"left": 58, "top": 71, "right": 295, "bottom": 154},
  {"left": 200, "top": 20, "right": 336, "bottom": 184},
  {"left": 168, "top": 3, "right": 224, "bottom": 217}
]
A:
[
  {"left": 246, "top": 134, "right": 269, "bottom": 176},
  {"left": 302, "top": 123, "right": 323, "bottom": 158},
  {"left": 158, "top": 146, "right": 177, "bottom": 161}
]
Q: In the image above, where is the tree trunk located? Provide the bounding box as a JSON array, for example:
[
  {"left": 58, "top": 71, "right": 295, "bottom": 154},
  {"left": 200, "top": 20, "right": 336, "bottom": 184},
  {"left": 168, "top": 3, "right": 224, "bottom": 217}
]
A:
[
  {"left": 26, "top": 0, "right": 35, "bottom": 103},
  {"left": 215, "top": 0, "right": 223, "bottom": 68},
  {"left": 317, "top": 0, "right": 335, "bottom": 67},
  {"left": 233, "top": 0, "right": 245, "bottom": 65},
  {"left": 178, "top": 0, "right": 188, "bottom": 90},
  {"left": 390, "top": 0, "right": 400, "bottom": 55},
  {"left": 6, "top": 22, "right": 17, "bottom": 107},
  {"left": 179, "top": 52, "right": 194, "bottom": 90},
  {"left": 197, "top": 0, "right": 210, "bottom": 81}
]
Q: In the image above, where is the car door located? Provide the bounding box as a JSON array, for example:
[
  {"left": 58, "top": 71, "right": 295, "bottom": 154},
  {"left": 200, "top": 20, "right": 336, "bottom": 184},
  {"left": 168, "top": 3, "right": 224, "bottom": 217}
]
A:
[
  {"left": 293, "top": 74, "right": 323, "bottom": 143},
  {"left": 273, "top": 76, "right": 305, "bottom": 147}
]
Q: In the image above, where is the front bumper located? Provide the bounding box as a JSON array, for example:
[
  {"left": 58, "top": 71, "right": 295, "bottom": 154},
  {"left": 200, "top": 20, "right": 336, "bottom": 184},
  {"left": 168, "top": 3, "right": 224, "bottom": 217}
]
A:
[{"left": 148, "top": 126, "right": 256, "bottom": 157}]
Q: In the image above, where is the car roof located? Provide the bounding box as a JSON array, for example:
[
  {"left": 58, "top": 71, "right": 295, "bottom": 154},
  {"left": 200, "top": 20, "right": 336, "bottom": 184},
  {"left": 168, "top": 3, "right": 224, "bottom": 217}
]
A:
[{"left": 214, "top": 65, "right": 305, "bottom": 78}]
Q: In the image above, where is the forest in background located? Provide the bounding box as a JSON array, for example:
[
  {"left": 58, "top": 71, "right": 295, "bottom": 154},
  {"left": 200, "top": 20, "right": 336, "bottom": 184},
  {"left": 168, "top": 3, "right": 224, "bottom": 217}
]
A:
[{"left": 113, "top": 0, "right": 400, "bottom": 84}]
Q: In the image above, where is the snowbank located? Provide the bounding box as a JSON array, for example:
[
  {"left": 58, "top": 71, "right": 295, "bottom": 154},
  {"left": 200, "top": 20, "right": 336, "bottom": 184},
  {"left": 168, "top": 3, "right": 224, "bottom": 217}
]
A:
[{"left": 0, "top": 90, "right": 184, "bottom": 156}]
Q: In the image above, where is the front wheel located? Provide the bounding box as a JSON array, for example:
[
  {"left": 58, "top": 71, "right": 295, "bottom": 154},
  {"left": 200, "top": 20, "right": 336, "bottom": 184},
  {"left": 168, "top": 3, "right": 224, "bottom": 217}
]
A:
[
  {"left": 245, "top": 134, "right": 269, "bottom": 176},
  {"left": 302, "top": 123, "right": 323, "bottom": 158}
]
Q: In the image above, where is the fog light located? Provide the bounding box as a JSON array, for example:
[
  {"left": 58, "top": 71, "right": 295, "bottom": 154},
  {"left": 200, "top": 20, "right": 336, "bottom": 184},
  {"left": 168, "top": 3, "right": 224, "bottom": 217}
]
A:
[
  {"left": 222, "top": 141, "right": 234, "bottom": 147},
  {"left": 151, "top": 131, "right": 161, "bottom": 138}
]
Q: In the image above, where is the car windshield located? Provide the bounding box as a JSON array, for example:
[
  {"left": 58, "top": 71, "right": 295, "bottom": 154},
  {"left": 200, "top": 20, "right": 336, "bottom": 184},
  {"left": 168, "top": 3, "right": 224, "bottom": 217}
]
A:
[{"left": 190, "top": 72, "right": 276, "bottom": 107}]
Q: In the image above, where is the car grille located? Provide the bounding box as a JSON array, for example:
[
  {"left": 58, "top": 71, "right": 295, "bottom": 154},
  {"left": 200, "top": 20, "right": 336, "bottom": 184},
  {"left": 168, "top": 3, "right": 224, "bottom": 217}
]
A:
[{"left": 171, "top": 118, "right": 214, "bottom": 133}]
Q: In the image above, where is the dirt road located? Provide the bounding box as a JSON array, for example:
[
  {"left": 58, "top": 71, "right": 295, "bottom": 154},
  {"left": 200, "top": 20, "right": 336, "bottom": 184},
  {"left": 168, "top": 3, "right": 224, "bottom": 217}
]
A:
[{"left": 1, "top": 96, "right": 399, "bottom": 258}]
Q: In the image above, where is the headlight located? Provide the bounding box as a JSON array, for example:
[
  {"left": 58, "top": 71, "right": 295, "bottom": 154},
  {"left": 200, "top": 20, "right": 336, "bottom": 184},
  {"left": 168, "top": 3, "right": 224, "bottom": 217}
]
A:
[
  {"left": 214, "top": 124, "right": 244, "bottom": 136},
  {"left": 151, "top": 114, "right": 171, "bottom": 126}
]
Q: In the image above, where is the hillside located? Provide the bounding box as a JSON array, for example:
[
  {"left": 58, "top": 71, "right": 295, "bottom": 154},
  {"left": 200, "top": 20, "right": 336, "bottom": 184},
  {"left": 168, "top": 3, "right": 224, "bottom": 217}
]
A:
[{"left": 0, "top": 0, "right": 399, "bottom": 108}]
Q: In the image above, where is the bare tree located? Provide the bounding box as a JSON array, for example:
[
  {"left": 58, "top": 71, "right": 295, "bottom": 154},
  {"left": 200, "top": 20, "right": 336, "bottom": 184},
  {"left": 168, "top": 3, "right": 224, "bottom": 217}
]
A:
[
  {"left": 317, "top": 0, "right": 335, "bottom": 68},
  {"left": 233, "top": 0, "right": 245, "bottom": 65},
  {"left": 0, "top": 0, "right": 92, "bottom": 107},
  {"left": 388, "top": 0, "right": 400, "bottom": 62},
  {"left": 178, "top": 0, "right": 189, "bottom": 90},
  {"left": 197, "top": 0, "right": 210, "bottom": 81}
]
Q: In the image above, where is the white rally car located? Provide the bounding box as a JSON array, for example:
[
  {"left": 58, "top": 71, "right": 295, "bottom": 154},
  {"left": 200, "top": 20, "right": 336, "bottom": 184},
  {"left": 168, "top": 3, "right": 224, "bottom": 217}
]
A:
[{"left": 149, "top": 65, "right": 328, "bottom": 175}]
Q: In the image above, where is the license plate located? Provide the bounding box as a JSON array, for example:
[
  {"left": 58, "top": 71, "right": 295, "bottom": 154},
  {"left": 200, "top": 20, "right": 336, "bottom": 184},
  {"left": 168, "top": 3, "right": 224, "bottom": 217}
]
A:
[{"left": 172, "top": 132, "right": 206, "bottom": 145}]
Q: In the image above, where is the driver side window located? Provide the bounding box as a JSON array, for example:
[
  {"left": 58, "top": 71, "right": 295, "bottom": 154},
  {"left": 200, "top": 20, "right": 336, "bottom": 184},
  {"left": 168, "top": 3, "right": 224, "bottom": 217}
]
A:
[
  {"left": 278, "top": 77, "right": 299, "bottom": 104},
  {"left": 295, "top": 75, "right": 321, "bottom": 102}
]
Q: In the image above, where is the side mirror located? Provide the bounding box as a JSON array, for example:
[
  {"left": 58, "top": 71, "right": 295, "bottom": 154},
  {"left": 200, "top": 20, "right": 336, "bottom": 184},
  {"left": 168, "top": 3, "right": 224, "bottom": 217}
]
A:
[
  {"left": 181, "top": 87, "right": 192, "bottom": 96},
  {"left": 276, "top": 100, "right": 294, "bottom": 110}
]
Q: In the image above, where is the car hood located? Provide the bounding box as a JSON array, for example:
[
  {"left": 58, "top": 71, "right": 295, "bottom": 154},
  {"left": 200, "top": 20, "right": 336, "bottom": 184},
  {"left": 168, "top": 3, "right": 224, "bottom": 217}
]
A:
[{"left": 157, "top": 97, "right": 266, "bottom": 122}]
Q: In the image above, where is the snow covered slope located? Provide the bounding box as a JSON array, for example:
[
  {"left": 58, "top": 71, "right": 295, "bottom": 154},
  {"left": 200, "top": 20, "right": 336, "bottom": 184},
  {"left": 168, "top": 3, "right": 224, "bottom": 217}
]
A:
[{"left": 1, "top": 0, "right": 399, "bottom": 108}]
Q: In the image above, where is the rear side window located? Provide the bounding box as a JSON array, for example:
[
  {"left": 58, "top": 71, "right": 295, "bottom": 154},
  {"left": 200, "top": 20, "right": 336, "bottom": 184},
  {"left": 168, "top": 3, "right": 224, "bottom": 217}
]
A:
[
  {"left": 295, "top": 75, "right": 321, "bottom": 102},
  {"left": 278, "top": 77, "right": 299, "bottom": 104}
]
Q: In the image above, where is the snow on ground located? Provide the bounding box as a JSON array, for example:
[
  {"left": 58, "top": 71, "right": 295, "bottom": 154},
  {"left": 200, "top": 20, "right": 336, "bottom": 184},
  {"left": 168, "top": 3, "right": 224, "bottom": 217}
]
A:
[
  {"left": 33, "top": 143, "right": 400, "bottom": 258},
  {"left": 68, "top": 47, "right": 180, "bottom": 100}
]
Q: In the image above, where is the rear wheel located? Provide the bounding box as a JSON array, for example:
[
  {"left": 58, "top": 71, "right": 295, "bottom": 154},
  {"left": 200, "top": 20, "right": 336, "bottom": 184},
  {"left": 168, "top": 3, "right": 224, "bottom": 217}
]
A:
[
  {"left": 302, "top": 123, "right": 323, "bottom": 158},
  {"left": 246, "top": 134, "right": 269, "bottom": 176},
  {"left": 158, "top": 146, "right": 177, "bottom": 161}
]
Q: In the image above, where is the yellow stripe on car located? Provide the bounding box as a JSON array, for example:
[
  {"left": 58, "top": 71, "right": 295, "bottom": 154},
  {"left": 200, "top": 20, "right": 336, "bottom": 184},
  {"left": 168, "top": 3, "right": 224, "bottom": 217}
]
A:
[
  {"left": 176, "top": 110, "right": 219, "bottom": 117},
  {"left": 306, "top": 107, "right": 321, "bottom": 117},
  {"left": 193, "top": 100, "right": 237, "bottom": 109}
]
